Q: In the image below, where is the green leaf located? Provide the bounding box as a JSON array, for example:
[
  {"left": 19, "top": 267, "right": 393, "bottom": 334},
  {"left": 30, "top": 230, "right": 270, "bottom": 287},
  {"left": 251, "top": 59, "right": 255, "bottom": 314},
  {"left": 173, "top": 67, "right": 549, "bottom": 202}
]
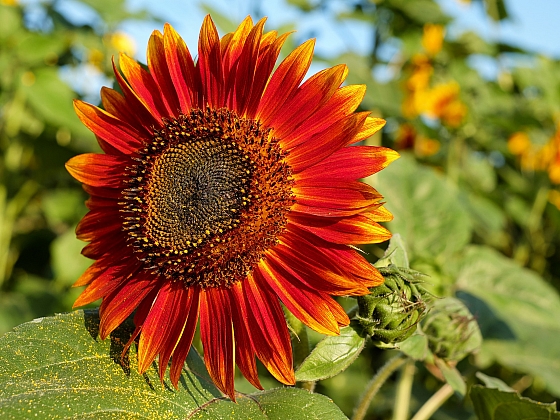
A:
[
  {"left": 19, "top": 68, "right": 90, "bottom": 137},
  {"left": 295, "top": 326, "right": 365, "bottom": 382},
  {"left": 476, "top": 372, "right": 515, "bottom": 393},
  {"left": 376, "top": 233, "right": 410, "bottom": 268},
  {"left": 50, "top": 228, "right": 91, "bottom": 287},
  {"left": 376, "top": 154, "right": 472, "bottom": 262},
  {"left": 0, "top": 310, "right": 347, "bottom": 419},
  {"left": 456, "top": 246, "right": 560, "bottom": 397},
  {"left": 0, "top": 5, "right": 21, "bottom": 40},
  {"left": 470, "top": 386, "right": 560, "bottom": 420},
  {"left": 435, "top": 358, "right": 466, "bottom": 396},
  {"left": 398, "top": 332, "right": 430, "bottom": 361}
]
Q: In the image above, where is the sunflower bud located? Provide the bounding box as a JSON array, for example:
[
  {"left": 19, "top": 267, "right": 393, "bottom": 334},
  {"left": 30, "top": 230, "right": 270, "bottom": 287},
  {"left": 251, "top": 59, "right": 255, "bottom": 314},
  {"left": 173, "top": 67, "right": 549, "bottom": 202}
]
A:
[
  {"left": 355, "top": 265, "right": 432, "bottom": 347},
  {"left": 422, "top": 297, "right": 481, "bottom": 362}
]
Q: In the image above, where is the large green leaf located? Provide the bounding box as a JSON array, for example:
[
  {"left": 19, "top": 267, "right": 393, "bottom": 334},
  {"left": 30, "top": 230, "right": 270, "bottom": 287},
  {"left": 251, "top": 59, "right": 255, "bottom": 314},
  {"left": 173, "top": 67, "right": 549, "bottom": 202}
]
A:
[
  {"left": 376, "top": 154, "right": 472, "bottom": 263},
  {"left": 295, "top": 326, "right": 366, "bottom": 382},
  {"left": 470, "top": 386, "right": 560, "bottom": 420},
  {"left": 456, "top": 246, "right": 560, "bottom": 397},
  {"left": 0, "top": 310, "right": 347, "bottom": 419}
]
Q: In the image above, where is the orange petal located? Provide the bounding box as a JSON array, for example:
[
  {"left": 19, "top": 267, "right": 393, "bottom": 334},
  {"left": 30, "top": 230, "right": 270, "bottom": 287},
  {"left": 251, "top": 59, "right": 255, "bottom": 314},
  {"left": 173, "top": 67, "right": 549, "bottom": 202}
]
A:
[
  {"left": 119, "top": 53, "right": 168, "bottom": 120},
  {"left": 296, "top": 146, "right": 400, "bottom": 182},
  {"left": 66, "top": 153, "right": 126, "bottom": 188},
  {"left": 257, "top": 259, "right": 340, "bottom": 336},
  {"left": 257, "top": 39, "right": 315, "bottom": 126},
  {"left": 198, "top": 15, "right": 224, "bottom": 108},
  {"left": 281, "top": 84, "right": 366, "bottom": 150},
  {"left": 270, "top": 64, "right": 348, "bottom": 139},
  {"left": 241, "top": 273, "right": 295, "bottom": 385},
  {"left": 163, "top": 23, "right": 199, "bottom": 111},
  {"left": 147, "top": 30, "right": 180, "bottom": 117},
  {"left": 73, "top": 100, "right": 144, "bottom": 154}
]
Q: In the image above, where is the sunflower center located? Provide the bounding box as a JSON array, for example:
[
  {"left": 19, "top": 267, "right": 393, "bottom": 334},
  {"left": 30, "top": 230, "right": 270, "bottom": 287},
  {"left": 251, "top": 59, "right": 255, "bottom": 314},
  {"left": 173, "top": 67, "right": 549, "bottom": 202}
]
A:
[
  {"left": 121, "top": 108, "right": 294, "bottom": 288},
  {"left": 146, "top": 140, "right": 251, "bottom": 250}
]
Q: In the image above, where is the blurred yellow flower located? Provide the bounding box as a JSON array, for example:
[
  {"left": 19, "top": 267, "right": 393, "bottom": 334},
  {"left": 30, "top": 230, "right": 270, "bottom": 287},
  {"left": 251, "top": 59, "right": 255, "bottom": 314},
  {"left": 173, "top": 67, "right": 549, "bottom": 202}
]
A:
[
  {"left": 510, "top": 129, "right": 560, "bottom": 184},
  {"left": 105, "top": 31, "right": 136, "bottom": 56},
  {"left": 88, "top": 48, "right": 104, "bottom": 69},
  {"left": 421, "top": 81, "right": 466, "bottom": 127},
  {"left": 0, "top": 0, "right": 18, "bottom": 5},
  {"left": 549, "top": 190, "right": 560, "bottom": 210},
  {"left": 422, "top": 24, "right": 445, "bottom": 57},
  {"left": 402, "top": 55, "right": 467, "bottom": 127},
  {"left": 395, "top": 124, "right": 440, "bottom": 157},
  {"left": 507, "top": 132, "right": 531, "bottom": 155},
  {"left": 441, "top": 99, "right": 467, "bottom": 128}
]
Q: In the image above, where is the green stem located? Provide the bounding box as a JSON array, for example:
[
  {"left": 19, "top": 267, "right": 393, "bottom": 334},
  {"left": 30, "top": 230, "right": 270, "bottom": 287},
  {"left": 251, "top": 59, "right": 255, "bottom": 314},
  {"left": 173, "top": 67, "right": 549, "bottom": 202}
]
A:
[
  {"left": 0, "top": 180, "right": 38, "bottom": 288},
  {"left": 410, "top": 383, "right": 454, "bottom": 420},
  {"left": 392, "top": 360, "right": 416, "bottom": 420},
  {"left": 352, "top": 354, "right": 407, "bottom": 420},
  {"left": 528, "top": 185, "right": 549, "bottom": 235}
]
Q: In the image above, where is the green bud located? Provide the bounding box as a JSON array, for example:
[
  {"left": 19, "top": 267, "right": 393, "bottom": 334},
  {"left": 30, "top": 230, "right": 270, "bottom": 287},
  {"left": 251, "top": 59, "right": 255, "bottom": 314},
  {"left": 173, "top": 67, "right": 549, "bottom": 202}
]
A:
[
  {"left": 422, "top": 297, "right": 482, "bottom": 362},
  {"left": 355, "top": 265, "right": 432, "bottom": 347}
]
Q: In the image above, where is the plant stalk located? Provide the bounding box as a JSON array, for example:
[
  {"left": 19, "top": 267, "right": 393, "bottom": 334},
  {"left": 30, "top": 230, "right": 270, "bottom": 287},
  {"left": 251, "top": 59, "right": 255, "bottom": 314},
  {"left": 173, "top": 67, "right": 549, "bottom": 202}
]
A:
[
  {"left": 352, "top": 354, "right": 407, "bottom": 420},
  {"left": 392, "top": 359, "right": 416, "bottom": 420},
  {"left": 410, "top": 383, "right": 454, "bottom": 420}
]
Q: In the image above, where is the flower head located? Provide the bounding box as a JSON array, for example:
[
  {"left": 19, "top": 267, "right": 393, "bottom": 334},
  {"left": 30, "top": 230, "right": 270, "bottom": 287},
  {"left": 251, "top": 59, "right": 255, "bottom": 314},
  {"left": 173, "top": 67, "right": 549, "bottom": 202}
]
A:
[{"left": 66, "top": 16, "right": 399, "bottom": 400}]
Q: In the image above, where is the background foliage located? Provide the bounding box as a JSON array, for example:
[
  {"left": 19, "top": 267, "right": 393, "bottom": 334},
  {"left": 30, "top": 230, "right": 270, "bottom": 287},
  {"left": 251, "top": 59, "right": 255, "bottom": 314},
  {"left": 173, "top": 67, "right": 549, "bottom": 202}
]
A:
[{"left": 1, "top": 0, "right": 560, "bottom": 418}]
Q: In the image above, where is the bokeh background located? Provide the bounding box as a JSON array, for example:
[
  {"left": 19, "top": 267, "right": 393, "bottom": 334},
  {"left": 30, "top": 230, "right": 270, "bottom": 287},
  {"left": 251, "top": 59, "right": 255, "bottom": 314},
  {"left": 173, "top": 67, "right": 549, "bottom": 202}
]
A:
[{"left": 2, "top": 0, "right": 560, "bottom": 418}]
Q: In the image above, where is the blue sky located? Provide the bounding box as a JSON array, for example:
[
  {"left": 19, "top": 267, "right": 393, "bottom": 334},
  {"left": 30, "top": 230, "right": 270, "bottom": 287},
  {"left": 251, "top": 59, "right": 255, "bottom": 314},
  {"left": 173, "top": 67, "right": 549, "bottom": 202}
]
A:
[{"left": 120, "top": 0, "right": 560, "bottom": 62}]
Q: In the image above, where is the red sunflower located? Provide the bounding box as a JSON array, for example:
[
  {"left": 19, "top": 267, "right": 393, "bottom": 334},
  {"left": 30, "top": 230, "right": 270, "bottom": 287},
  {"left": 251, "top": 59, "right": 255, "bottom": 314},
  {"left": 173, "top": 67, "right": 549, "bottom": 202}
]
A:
[{"left": 67, "top": 15, "right": 399, "bottom": 400}]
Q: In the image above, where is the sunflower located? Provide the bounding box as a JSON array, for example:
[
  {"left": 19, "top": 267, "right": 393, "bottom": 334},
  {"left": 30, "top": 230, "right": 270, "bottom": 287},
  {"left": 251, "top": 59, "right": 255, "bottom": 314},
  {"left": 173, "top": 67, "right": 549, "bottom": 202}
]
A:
[{"left": 66, "top": 15, "right": 399, "bottom": 400}]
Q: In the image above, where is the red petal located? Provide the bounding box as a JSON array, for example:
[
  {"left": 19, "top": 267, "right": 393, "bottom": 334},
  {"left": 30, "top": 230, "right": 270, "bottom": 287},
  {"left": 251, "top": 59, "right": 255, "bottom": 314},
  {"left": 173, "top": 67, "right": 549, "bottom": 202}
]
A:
[
  {"left": 66, "top": 153, "right": 126, "bottom": 188},
  {"left": 281, "top": 84, "right": 366, "bottom": 150},
  {"left": 112, "top": 58, "right": 161, "bottom": 128},
  {"left": 269, "top": 239, "right": 370, "bottom": 296},
  {"left": 73, "top": 100, "right": 144, "bottom": 154},
  {"left": 147, "top": 30, "right": 180, "bottom": 117},
  {"left": 257, "top": 259, "right": 340, "bottom": 335},
  {"left": 270, "top": 64, "right": 348, "bottom": 140},
  {"left": 100, "top": 87, "right": 152, "bottom": 139},
  {"left": 287, "top": 112, "right": 369, "bottom": 173},
  {"left": 221, "top": 16, "right": 254, "bottom": 109},
  {"left": 169, "top": 287, "right": 200, "bottom": 387},
  {"left": 293, "top": 180, "right": 383, "bottom": 217},
  {"left": 296, "top": 146, "right": 400, "bottom": 182},
  {"left": 348, "top": 116, "right": 386, "bottom": 145},
  {"left": 137, "top": 281, "right": 189, "bottom": 375},
  {"left": 257, "top": 39, "right": 315, "bottom": 126},
  {"left": 119, "top": 53, "right": 168, "bottom": 120},
  {"left": 199, "top": 287, "right": 235, "bottom": 400},
  {"left": 76, "top": 208, "right": 121, "bottom": 242},
  {"left": 287, "top": 210, "right": 392, "bottom": 245},
  {"left": 245, "top": 31, "right": 290, "bottom": 118},
  {"left": 98, "top": 273, "right": 157, "bottom": 339},
  {"left": 231, "top": 19, "right": 266, "bottom": 115},
  {"left": 198, "top": 16, "right": 224, "bottom": 108},
  {"left": 240, "top": 273, "right": 295, "bottom": 385},
  {"left": 163, "top": 23, "right": 199, "bottom": 111},
  {"left": 229, "top": 284, "right": 263, "bottom": 390},
  {"left": 72, "top": 263, "right": 128, "bottom": 307},
  {"left": 287, "top": 224, "right": 384, "bottom": 287}
]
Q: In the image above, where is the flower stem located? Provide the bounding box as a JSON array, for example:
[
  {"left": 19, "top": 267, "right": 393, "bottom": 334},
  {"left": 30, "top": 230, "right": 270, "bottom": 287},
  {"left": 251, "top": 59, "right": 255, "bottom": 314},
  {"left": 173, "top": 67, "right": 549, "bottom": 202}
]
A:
[
  {"left": 352, "top": 354, "right": 407, "bottom": 420},
  {"left": 392, "top": 359, "right": 416, "bottom": 420},
  {"left": 410, "top": 383, "right": 454, "bottom": 420}
]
